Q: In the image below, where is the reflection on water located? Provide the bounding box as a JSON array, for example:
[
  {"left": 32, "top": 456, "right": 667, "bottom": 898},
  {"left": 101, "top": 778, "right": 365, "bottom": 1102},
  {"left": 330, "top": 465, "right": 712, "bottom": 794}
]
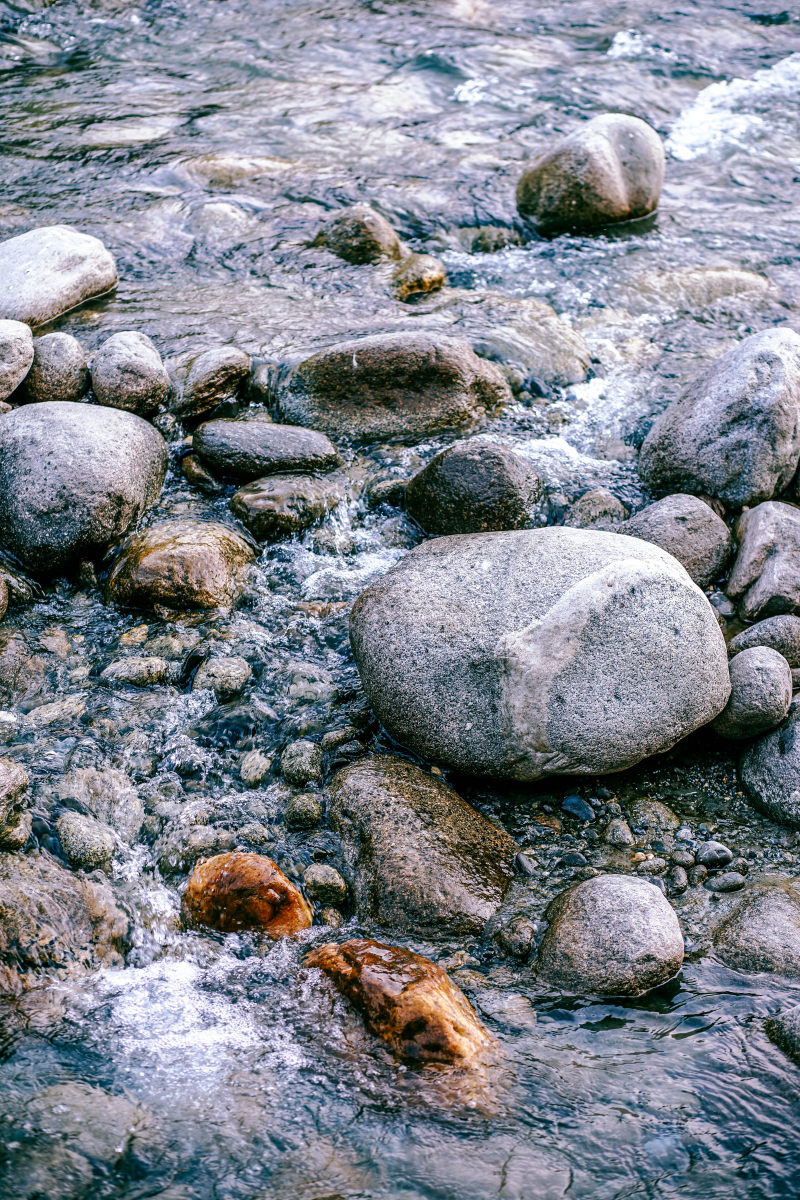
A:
[{"left": 1, "top": 0, "right": 800, "bottom": 1196}]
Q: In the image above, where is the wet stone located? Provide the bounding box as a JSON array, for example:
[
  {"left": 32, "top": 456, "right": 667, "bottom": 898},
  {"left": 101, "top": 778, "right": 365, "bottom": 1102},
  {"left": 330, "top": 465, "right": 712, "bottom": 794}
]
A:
[
  {"left": 405, "top": 440, "right": 542, "bottom": 536},
  {"left": 194, "top": 418, "right": 341, "bottom": 481},
  {"left": 705, "top": 871, "right": 746, "bottom": 893},
  {"left": 177, "top": 345, "right": 251, "bottom": 419},
  {"left": 305, "top": 938, "right": 493, "bottom": 1064},
  {"left": 192, "top": 654, "right": 252, "bottom": 699},
  {"left": 688, "top": 864, "right": 708, "bottom": 886},
  {"left": 56, "top": 810, "right": 116, "bottom": 871},
  {"left": 0, "top": 319, "right": 34, "bottom": 401},
  {"left": 318, "top": 204, "right": 402, "bottom": 264},
  {"left": 604, "top": 817, "right": 634, "bottom": 846},
  {"left": 0, "top": 759, "right": 29, "bottom": 829},
  {"left": 181, "top": 453, "right": 223, "bottom": 493},
  {"left": 230, "top": 473, "right": 344, "bottom": 541},
  {"left": 285, "top": 792, "right": 323, "bottom": 830},
  {"left": 392, "top": 252, "right": 446, "bottom": 301},
  {"left": 22, "top": 332, "right": 89, "bottom": 404},
  {"left": 765, "top": 1006, "right": 800, "bottom": 1066},
  {"left": 101, "top": 656, "right": 171, "bottom": 687},
  {"left": 739, "top": 700, "right": 800, "bottom": 826},
  {"left": 713, "top": 885, "right": 800, "bottom": 976},
  {"left": 182, "top": 850, "right": 313, "bottom": 936},
  {"left": 91, "top": 331, "right": 170, "bottom": 416},
  {"left": 281, "top": 739, "right": 324, "bottom": 786},
  {"left": 239, "top": 748, "right": 272, "bottom": 787},
  {"left": 562, "top": 488, "right": 628, "bottom": 531},
  {"left": 696, "top": 840, "right": 734, "bottom": 869},
  {"left": 0, "top": 225, "right": 117, "bottom": 326},
  {"left": 303, "top": 862, "right": 347, "bottom": 906}
]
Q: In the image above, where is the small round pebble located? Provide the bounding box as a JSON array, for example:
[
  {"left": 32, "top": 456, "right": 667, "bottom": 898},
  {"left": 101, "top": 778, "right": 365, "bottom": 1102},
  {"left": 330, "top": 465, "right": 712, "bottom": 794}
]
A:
[
  {"left": 563, "top": 794, "right": 594, "bottom": 822},
  {"left": 604, "top": 817, "right": 634, "bottom": 847},
  {"left": 303, "top": 862, "right": 347, "bottom": 906},
  {"left": 705, "top": 871, "right": 747, "bottom": 893},
  {"left": 281, "top": 739, "right": 323, "bottom": 786},
  {"left": 688, "top": 864, "right": 708, "bottom": 886},
  {"left": 696, "top": 840, "right": 733, "bottom": 869},
  {"left": 284, "top": 792, "right": 323, "bottom": 830},
  {"left": 667, "top": 865, "right": 688, "bottom": 895}
]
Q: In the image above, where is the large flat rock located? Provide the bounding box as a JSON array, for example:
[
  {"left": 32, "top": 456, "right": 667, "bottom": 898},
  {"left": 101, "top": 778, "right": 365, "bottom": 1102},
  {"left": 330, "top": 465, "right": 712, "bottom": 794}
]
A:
[{"left": 0, "top": 225, "right": 117, "bottom": 327}]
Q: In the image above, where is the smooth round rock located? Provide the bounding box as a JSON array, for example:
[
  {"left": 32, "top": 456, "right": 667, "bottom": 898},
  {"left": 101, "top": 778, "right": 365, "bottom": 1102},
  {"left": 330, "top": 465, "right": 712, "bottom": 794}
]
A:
[
  {"left": 276, "top": 332, "right": 511, "bottom": 444},
  {"left": 739, "top": 700, "right": 800, "bottom": 825},
  {"left": 56, "top": 811, "right": 115, "bottom": 871},
  {"left": 192, "top": 655, "right": 252, "bottom": 699},
  {"left": 182, "top": 850, "right": 312, "bottom": 936},
  {"left": 0, "top": 225, "right": 117, "bottom": 326},
  {"left": 23, "top": 332, "right": 89, "bottom": 403},
  {"left": 695, "top": 840, "right": 733, "bottom": 869},
  {"left": 303, "top": 862, "right": 347, "bottom": 906},
  {"left": 230, "top": 473, "right": 344, "bottom": 541},
  {"left": 194, "top": 419, "right": 340, "bottom": 481},
  {"left": 516, "top": 114, "right": 665, "bottom": 233},
  {"left": 107, "top": 519, "right": 255, "bottom": 611},
  {"left": 284, "top": 792, "right": 323, "bottom": 830},
  {"left": 623, "top": 494, "right": 733, "bottom": 589},
  {"left": 562, "top": 488, "right": 629, "bottom": 531},
  {"left": 0, "top": 402, "right": 167, "bottom": 574},
  {"left": 713, "top": 646, "right": 792, "bottom": 739},
  {"left": 350, "top": 528, "right": 730, "bottom": 780},
  {"left": 91, "top": 331, "right": 170, "bottom": 416},
  {"left": 0, "top": 319, "right": 33, "bottom": 401},
  {"left": 177, "top": 346, "right": 251, "bottom": 419},
  {"left": 319, "top": 204, "right": 402, "bottom": 264},
  {"left": 729, "top": 615, "right": 800, "bottom": 668},
  {"left": 392, "top": 253, "right": 446, "bottom": 301},
  {"left": 280, "top": 739, "right": 323, "bottom": 786},
  {"left": 405, "top": 441, "right": 542, "bottom": 535},
  {"left": 713, "top": 885, "right": 800, "bottom": 976},
  {"left": 536, "top": 873, "right": 684, "bottom": 996}
]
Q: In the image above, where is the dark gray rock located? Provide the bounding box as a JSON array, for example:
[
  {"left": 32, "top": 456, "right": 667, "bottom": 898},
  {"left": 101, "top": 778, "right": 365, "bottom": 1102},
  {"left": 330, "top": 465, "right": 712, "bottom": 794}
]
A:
[
  {"left": 275, "top": 332, "right": 511, "bottom": 444},
  {"left": 765, "top": 1006, "right": 800, "bottom": 1065},
  {"left": 706, "top": 871, "right": 746, "bottom": 892},
  {"left": 23, "top": 332, "right": 89, "bottom": 404},
  {"left": 739, "top": 700, "right": 800, "bottom": 825},
  {"left": 194, "top": 418, "right": 340, "bottom": 481},
  {"left": 303, "top": 862, "right": 347, "bottom": 906},
  {"left": 327, "top": 756, "right": 517, "bottom": 937},
  {"left": 726, "top": 502, "right": 800, "bottom": 621},
  {"left": 713, "top": 884, "right": 800, "bottom": 976},
  {"left": 0, "top": 225, "right": 117, "bottom": 326},
  {"left": 230, "top": 472, "right": 344, "bottom": 540},
  {"left": 0, "top": 402, "right": 167, "bottom": 574},
  {"left": 713, "top": 646, "right": 792, "bottom": 739},
  {"left": 622, "top": 494, "right": 733, "bottom": 588},
  {"left": 516, "top": 114, "right": 665, "bottom": 233},
  {"left": 91, "top": 331, "right": 170, "bottom": 416},
  {"left": 536, "top": 873, "right": 684, "bottom": 996},
  {"left": 729, "top": 615, "right": 800, "bottom": 668},
  {"left": 639, "top": 329, "right": 800, "bottom": 508},
  {"left": 0, "top": 320, "right": 34, "bottom": 401},
  {"left": 696, "top": 840, "right": 733, "bottom": 869},
  {"left": 562, "top": 488, "right": 629, "bottom": 531},
  {"left": 349, "top": 528, "right": 730, "bottom": 780},
  {"left": 405, "top": 440, "right": 542, "bottom": 535},
  {"left": 176, "top": 346, "right": 251, "bottom": 419},
  {"left": 318, "top": 204, "right": 402, "bottom": 264}
]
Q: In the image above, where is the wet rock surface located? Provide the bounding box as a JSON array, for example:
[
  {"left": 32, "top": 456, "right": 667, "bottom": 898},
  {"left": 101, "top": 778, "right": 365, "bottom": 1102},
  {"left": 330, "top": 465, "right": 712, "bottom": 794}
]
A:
[
  {"left": 176, "top": 345, "right": 252, "bottom": 418},
  {"left": 193, "top": 418, "right": 340, "bottom": 480},
  {"left": 765, "top": 1006, "right": 800, "bottom": 1066},
  {"left": 0, "top": 402, "right": 167, "bottom": 574},
  {"left": 231, "top": 472, "right": 344, "bottom": 540},
  {"left": 0, "top": 225, "right": 117, "bottom": 326},
  {"left": 91, "top": 330, "right": 170, "bottom": 416},
  {"left": 351, "top": 529, "right": 729, "bottom": 779},
  {"left": 318, "top": 204, "right": 402, "bottom": 264},
  {"left": 622, "top": 494, "right": 732, "bottom": 588},
  {"left": 713, "top": 884, "right": 800, "bottom": 976},
  {"left": 328, "top": 756, "right": 517, "bottom": 937},
  {"left": 305, "top": 938, "right": 492, "bottom": 1064},
  {"left": 405, "top": 440, "right": 542, "bottom": 535},
  {"left": 275, "top": 332, "right": 511, "bottom": 443},
  {"left": 182, "top": 850, "right": 312, "bottom": 936},
  {"left": 22, "top": 332, "right": 90, "bottom": 404}
]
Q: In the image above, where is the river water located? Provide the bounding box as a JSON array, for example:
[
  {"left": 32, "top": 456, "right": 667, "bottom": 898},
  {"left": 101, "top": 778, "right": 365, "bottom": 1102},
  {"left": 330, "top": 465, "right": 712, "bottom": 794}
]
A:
[{"left": 2, "top": 1, "right": 800, "bottom": 1197}]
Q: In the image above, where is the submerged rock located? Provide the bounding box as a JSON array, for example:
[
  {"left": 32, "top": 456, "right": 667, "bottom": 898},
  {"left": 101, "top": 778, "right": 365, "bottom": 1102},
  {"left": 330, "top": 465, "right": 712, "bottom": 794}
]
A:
[
  {"left": 23, "top": 332, "right": 90, "bottom": 404},
  {"left": 516, "top": 114, "right": 665, "bottom": 233},
  {"left": 305, "top": 938, "right": 492, "bottom": 1064},
  {"left": 91, "top": 331, "right": 170, "bottom": 416},
  {"left": 280, "top": 739, "right": 323, "bottom": 786},
  {"left": 0, "top": 225, "right": 117, "bottom": 326},
  {"left": 350, "top": 529, "right": 730, "bottom": 780},
  {"left": 729, "top": 615, "right": 800, "bottom": 668},
  {"left": 0, "top": 319, "right": 34, "bottom": 401},
  {"left": 230, "top": 473, "right": 344, "bottom": 540},
  {"left": 726, "top": 502, "right": 800, "bottom": 621},
  {"left": 182, "top": 850, "right": 312, "bottom": 936},
  {"left": 712, "top": 647, "right": 792, "bottom": 740},
  {"left": 56, "top": 767, "right": 144, "bottom": 845},
  {"left": 318, "top": 204, "right": 402, "bottom": 264},
  {"left": 713, "top": 884, "right": 800, "bottom": 976},
  {"left": 765, "top": 1006, "right": 800, "bottom": 1065},
  {"left": 392, "top": 253, "right": 446, "bottom": 301},
  {"left": 101, "top": 655, "right": 171, "bottom": 687},
  {"left": 192, "top": 654, "right": 252, "bottom": 699},
  {"left": 328, "top": 756, "right": 516, "bottom": 937},
  {"left": 405, "top": 441, "right": 542, "bottom": 535},
  {"left": 0, "top": 851, "right": 129, "bottom": 994},
  {"left": 194, "top": 418, "right": 340, "bottom": 481},
  {"left": 0, "top": 402, "right": 167, "bottom": 574},
  {"left": 276, "top": 332, "right": 510, "bottom": 444},
  {"left": 739, "top": 700, "right": 800, "bottom": 825},
  {"left": 639, "top": 329, "right": 800, "bottom": 508},
  {"left": 622, "top": 494, "right": 733, "bottom": 588},
  {"left": 536, "top": 873, "right": 684, "bottom": 996},
  {"left": 107, "top": 519, "right": 255, "bottom": 611},
  {"left": 56, "top": 811, "right": 116, "bottom": 871},
  {"left": 177, "top": 346, "right": 252, "bottom": 419}
]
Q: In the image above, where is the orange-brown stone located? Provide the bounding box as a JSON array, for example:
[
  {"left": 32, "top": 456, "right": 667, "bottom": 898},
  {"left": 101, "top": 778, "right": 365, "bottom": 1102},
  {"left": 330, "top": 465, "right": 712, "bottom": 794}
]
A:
[
  {"left": 305, "top": 938, "right": 492, "bottom": 1064},
  {"left": 182, "top": 851, "right": 312, "bottom": 937}
]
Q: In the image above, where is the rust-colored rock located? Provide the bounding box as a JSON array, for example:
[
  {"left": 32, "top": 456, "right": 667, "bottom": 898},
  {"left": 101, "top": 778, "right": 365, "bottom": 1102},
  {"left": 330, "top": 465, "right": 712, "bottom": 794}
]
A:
[
  {"left": 182, "top": 851, "right": 313, "bottom": 937},
  {"left": 305, "top": 938, "right": 493, "bottom": 1064}
]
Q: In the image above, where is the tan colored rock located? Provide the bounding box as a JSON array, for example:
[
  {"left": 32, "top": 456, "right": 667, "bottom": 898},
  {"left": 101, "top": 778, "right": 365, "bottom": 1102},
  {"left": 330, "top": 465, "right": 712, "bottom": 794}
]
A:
[
  {"left": 107, "top": 519, "right": 255, "bottom": 612},
  {"left": 305, "top": 938, "right": 492, "bottom": 1064},
  {"left": 182, "top": 851, "right": 312, "bottom": 936},
  {"left": 392, "top": 253, "right": 446, "bottom": 301}
]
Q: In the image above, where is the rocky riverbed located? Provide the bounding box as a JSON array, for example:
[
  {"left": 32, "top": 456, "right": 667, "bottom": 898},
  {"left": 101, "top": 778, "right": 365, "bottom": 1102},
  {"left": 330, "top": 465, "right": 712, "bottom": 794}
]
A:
[{"left": 2, "top": 2, "right": 800, "bottom": 1198}]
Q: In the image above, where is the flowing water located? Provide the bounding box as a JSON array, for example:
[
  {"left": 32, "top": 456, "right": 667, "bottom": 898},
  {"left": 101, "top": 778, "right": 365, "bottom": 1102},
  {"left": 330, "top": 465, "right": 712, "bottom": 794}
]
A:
[{"left": 2, "top": 1, "right": 800, "bottom": 1197}]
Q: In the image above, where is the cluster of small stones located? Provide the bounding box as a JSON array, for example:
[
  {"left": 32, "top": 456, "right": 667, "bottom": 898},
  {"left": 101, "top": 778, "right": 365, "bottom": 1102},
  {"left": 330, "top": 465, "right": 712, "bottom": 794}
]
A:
[{"left": 2, "top": 113, "right": 800, "bottom": 1072}]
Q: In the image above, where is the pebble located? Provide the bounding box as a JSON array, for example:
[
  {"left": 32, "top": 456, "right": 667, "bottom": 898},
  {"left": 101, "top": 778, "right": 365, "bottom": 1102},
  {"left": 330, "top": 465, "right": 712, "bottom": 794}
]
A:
[
  {"left": 91, "top": 331, "right": 170, "bottom": 416},
  {"left": 23, "top": 332, "right": 89, "bottom": 404},
  {"left": 637, "top": 857, "right": 667, "bottom": 875},
  {"left": 280, "top": 739, "right": 323, "bottom": 786},
  {"left": 705, "top": 871, "right": 747, "bottom": 893},
  {"left": 563, "top": 794, "right": 594, "bottom": 822},
  {"left": 603, "top": 817, "right": 635, "bottom": 847},
  {"left": 688, "top": 864, "right": 708, "bottom": 886},
  {"left": 303, "top": 862, "right": 347, "bottom": 906},
  {"left": 182, "top": 851, "right": 312, "bottom": 935},
  {"left": 667, "top": 865, "right": 688, "bottom": 895},
  {"left": 192, "top": 655, "right": 252, "bottom": 699},
  {"left": 101, "top": 656, "right": 171, "bottom": 687},
  {"left": 671, "top": 849, "right": 695, "bottom": 868},
  {"left": 392, "top": 252, "right": 446, "bottom": 301},
  {"left": 56, "top": 810, "right": 116, "bottom": 871},
  {"left": 285, "top": 792, "right": 323, "bottom": 830},
  {"left": 696, "top": 840, "right": 734, "bottom": 869}
]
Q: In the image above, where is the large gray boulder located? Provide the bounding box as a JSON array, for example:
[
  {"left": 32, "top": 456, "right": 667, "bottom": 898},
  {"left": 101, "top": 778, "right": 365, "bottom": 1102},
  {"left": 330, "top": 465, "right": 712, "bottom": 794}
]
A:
[
  {"left": 350, "top": 528, "right": 730, "bottom": 780},
  {"left": 739, "top": 700, "right": 800, "bottom": 825},
  {"left": 729, "top": 615, "right": 800, "bottom": 667},
  {"left": 713, "top": 884, "right": 800, "bottom": 976},
  {"left": 327, "top": 755, "right": 517, "bottom": 937},
  {"left": 726, "top": 502, "right": 800, "bottom": 621},
  {"left": 0, "top": 402, "right": 167, "bottom": 574},
  {"left": 536, "top": 873, "right": 684, "bottom": 996},
  {"left": 0, "top": 225, "right": 117, "bottom": 326},
  {"left": 712, "top": 646, "right": 792, "bottom": 740},
  {"left": 0, "top": 320, "right": 34, "bottom": 401},
  {"left": 622, "top": 493, "right": 733, "bottom": 588},
  {"left": 639, "top": 329, "right": 800, "bottom": 508},
  {"left": 516, "top": 114, "right": 665, "bottom": 233},
  {"left": 275, "top": 332, "right": 511, "bottom": 444}
]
